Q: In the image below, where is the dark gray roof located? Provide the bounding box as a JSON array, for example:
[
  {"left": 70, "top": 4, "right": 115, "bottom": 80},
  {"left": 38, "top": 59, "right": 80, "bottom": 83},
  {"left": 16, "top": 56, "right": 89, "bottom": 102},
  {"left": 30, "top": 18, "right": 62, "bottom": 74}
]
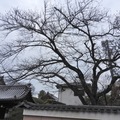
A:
[
  {"left": 56, "top": 82, "right": 83, "bottom": 89},
  {"left": 0, "top": 85, "right": 31, "bottom": 101},
  {"left": 22, "top": 101, "right": 120, "bottom": 114}
]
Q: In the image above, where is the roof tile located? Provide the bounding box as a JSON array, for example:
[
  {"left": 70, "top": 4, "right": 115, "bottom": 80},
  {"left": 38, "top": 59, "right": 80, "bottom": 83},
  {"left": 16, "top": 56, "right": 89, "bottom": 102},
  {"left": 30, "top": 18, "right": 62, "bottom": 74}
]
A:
[
  {"left": 0, "top": 85, "right": 30, "bottom": 101},
  {"left": 22, "top": 102, "right": 120, "bottom": 114}
]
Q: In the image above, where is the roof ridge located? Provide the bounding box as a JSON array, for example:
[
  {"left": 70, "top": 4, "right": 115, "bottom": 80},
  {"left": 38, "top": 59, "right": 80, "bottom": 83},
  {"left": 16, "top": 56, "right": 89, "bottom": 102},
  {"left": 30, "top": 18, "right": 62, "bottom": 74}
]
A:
[{"left": 23, "top": 102, "right": 120, "bottom": 113}]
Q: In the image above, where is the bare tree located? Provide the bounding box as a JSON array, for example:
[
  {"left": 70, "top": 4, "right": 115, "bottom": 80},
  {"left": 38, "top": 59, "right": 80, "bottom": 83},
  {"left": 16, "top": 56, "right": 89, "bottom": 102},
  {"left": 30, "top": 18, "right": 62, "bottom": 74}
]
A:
[{"left": 0, "top": 0, "right": 120, "bottom": 105}]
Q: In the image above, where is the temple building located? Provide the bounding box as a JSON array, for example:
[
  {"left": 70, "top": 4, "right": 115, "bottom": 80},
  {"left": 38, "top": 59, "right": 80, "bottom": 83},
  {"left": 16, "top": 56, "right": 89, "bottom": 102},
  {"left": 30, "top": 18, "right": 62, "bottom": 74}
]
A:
[
  {"left": 56, "top": 83, "right": 84, "bottom": 105},
  {"left": 0, "top": 76, "right": 33, "bottom": 119}
]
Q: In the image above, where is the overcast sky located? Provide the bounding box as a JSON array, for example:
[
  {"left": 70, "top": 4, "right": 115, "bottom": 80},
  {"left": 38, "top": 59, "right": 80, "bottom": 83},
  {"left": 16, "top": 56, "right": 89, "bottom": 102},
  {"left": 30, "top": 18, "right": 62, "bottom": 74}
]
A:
[
  {"left": 0, "top": 0, "right": 120, "bottom": 95},
  {"left": 0, "top": 0, "right": 120, "bottom": 14}
]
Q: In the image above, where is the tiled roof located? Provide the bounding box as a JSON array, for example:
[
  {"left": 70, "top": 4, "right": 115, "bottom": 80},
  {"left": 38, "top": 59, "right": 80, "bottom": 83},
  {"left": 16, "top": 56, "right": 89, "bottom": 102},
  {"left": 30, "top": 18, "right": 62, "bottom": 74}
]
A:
[
  {"left": 22, "top": 101, "right": 120, "bottom": 114},
  {"left": 56, "top": 82, "right": 91, "bottom": 89},
  {"left": 56, "top": 82, "right": 83, "bottom": 89},
  {"left": 0, "top": 85, "right": 31, "bottom": 101}
]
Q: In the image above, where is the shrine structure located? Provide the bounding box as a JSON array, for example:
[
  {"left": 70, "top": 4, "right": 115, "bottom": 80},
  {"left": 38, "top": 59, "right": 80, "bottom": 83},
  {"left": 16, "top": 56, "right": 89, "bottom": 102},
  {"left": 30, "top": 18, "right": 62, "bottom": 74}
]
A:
[{"left": 0, "top": 76, "right": 34, "bottom": 119}]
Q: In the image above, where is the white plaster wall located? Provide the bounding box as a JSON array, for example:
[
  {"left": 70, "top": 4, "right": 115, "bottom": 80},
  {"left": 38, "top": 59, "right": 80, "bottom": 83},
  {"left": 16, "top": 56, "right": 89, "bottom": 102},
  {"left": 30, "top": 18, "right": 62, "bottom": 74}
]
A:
[
  {"left": 23, "top": 116, "right": 76, "bottom": 120},
  {"left": 23, "top": 109, "right": 120, "bottom": 120},
  {"left": 58, "top": 88, "right": 82, "bottom": 105}
]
